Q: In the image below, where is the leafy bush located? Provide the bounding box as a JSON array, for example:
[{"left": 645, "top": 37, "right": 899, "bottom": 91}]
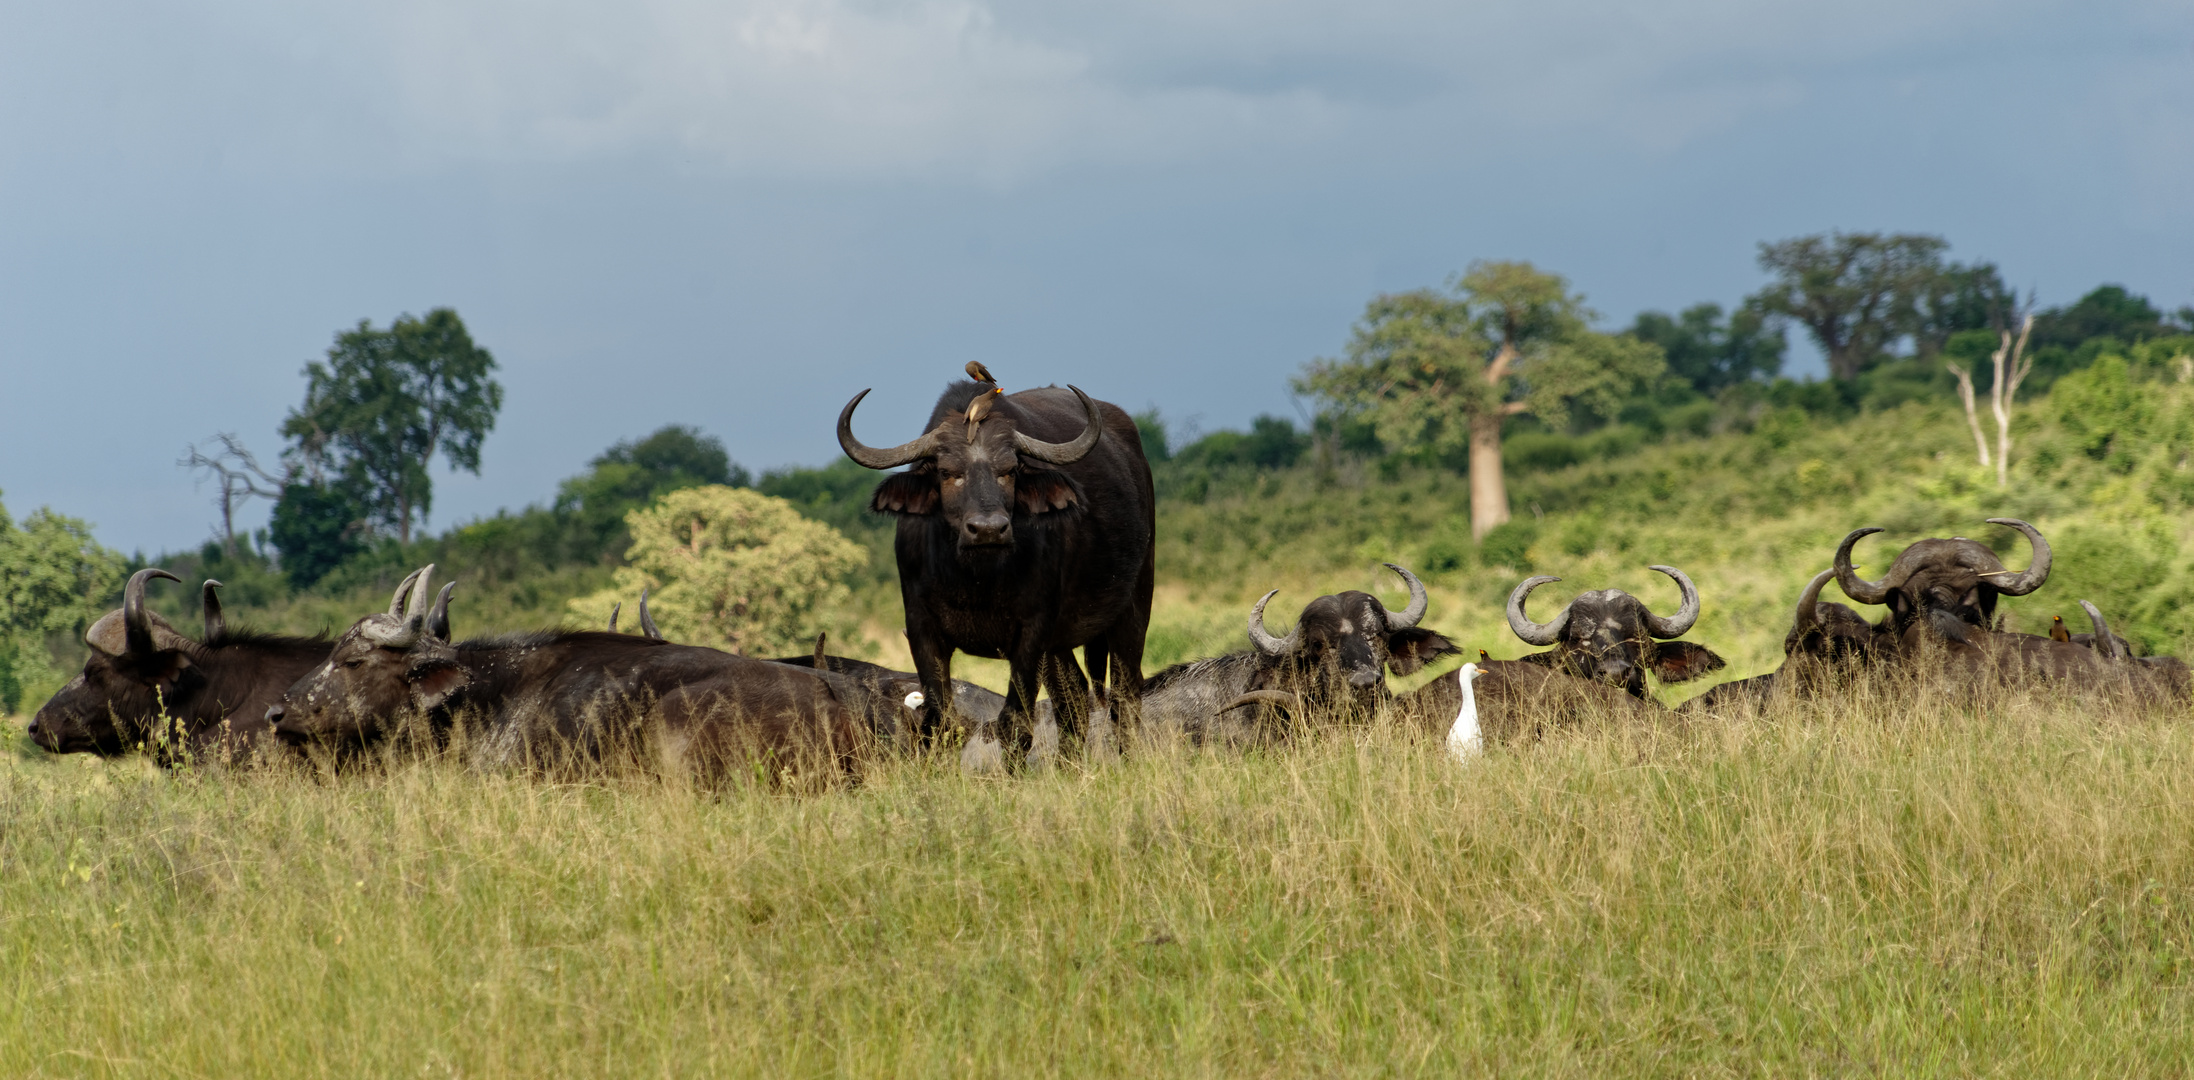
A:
[
  {"left": 0, "top": 495, "right": 124, "bottom": 712},
  {"left": 570, "top": 486, "right": 866, "bottom": 655}
]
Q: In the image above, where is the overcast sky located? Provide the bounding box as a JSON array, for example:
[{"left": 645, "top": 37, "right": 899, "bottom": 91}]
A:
[{"left": 3, "top": 0, "right": 2188, "bottom": 555}]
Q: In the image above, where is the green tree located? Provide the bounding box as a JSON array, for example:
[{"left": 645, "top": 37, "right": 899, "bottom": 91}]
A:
[
  {"left": 266, "top": 481, "right": 368, "bottom": 589},
  {"left": 0, "top": 492, "right": 125, "bottom": 713},
  {"left": 555, "top": 425, "right": 747, "bottom": 560},
  {"left": 2031, "top": 285, "right": 2171, "bottom": 351},
  {"left": 1750, "top": 232, "right": 1948, "bottom": 380},
  {"left": 279, "top": 308, "right": 503, "bottom": 543},
  {"left": 569, "top": 486, "right": 866, "bottom": 655},
  {"left": 1627, "top": 301, "right": 1785, "bottom": 395},
  {"left": 1296, "top": 260, "right": 1664, "bottom": 538}
]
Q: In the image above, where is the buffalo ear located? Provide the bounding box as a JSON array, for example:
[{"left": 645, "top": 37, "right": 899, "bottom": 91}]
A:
[
  {"left": 137, "top": 649, "right": 194, "bottom": 687},
  {"left": 1014, "top": 470, "right": 1081, "bottom": 515},
  {"left": 1384, "top": 628, "right": 1459, "bottom": 675},
  {"left": 407, "top": 659, "right": 471, "bottom": 712},
  {"left": 871, "top": 473, "right": 939, "bottom": 516},
  {"left": 1653, "top": 641, "right": 1726, "bottom": 683}
]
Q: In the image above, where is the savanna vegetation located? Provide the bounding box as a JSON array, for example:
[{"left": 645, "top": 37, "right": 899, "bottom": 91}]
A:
[{"left": 6, "top": 235, "right": 2194, "bottom": 1073}]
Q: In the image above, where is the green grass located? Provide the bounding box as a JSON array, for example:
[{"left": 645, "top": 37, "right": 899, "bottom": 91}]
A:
[{"left": 7, "top": 692, "right": 2194, "bottom": 1076}]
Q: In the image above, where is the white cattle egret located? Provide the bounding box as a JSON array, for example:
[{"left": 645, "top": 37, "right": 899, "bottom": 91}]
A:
[
  {"left": 1446, "top": 663, "right": 1484, "bottom": 763},
  {"left": 904, "top": 690, "right": 926, "bottom": 709}
]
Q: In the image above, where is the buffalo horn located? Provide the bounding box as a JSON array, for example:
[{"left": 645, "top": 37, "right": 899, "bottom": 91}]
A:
[
  {"left": 387, "top": 567, "right": 426, "bottom": 616},
  {"left": 1217, "top": 689, "right": 1301, "bottom": 716},
  {"left": 1382, "top": 562, "right": 1429, "bottom": 630},
  {"left": 837, "top": 389, "right": 944, "bottom": 470},
  {"left": 1787, "top": 569, "right": 1834, "bottom": 642},
  {"left": 1012, "top": 385, "right": 1104, "bottom": 465},
  {"left": 812, "top": 631, "right": 828, "bottom": 670},
  {"left": 1247, "top": 590, "right": 1302, "bottom": 657},
  {"left": 1505, "top": 575, "right": 1571, "bottom": 647},
  {"left": 425, "top": 582, "right": 455, "bottom": 641},
  {"left": 360, "top": 566, "right": 436, "bottom": 649},
  {"left": 1984, "top": 518, "right": 2052, "bottom": 596},
  {"left": 607, "top": 602, "right": 621, "bottom": 633},
  {"left": 638, "top": 587, "right": 663, "bottom": 640},
  {"left": 123, "top": 568, "right": 183, "bottom": 657},
  {"left": 1833, "top": 527, "right": 1891, "bottom": 605},
  {"left": 2078, "top": 600, "right": 2129, "bottom": 661},
  {"left": 201, "top": 579, "right": 226, "bottom": 640},
  {"left": 1641, "top": 564, "right": 1702, "bottom": 639}
]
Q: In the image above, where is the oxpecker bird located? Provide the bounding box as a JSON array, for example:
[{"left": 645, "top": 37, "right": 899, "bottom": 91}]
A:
[
  {"left": 2050, "top": 615, "right": 2071, "bottom": 642},
  {"left": 965, "top": 360, "right": 997, "bottom": 385}
]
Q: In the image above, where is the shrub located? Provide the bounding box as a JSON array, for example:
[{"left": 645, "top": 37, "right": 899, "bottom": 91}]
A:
[{"left": 570, "top": 486, "right": 866, "bottom": 655}]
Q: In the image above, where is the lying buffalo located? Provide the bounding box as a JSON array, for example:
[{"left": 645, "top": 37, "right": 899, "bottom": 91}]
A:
[
  {"left": 768, "top": 633, "right": 1008, "bottom": 748},
  {"left": 29, "top": 569, "right": 328, "bottom": 763},
  {"left": 1833, "top": 518, "right": 2049, "bottom": 642},
  {"left": 1505, "top": 565, "right": 1725, "bottom": 699},
  {"left": 1400, "top": 655, "right": 1668, "bottom": 744},
  {"left": 839, "top": 373, "right": 1154, "bottom": 766},
  {"left": 1679, "top": 569, "right": 1890, "bottom": 714},
  {"left": 1137, "top": 564, "right": 1458, "bottom": 745},
  {"left": 268, "top": 570, "right": 870, "bottom": 785}
]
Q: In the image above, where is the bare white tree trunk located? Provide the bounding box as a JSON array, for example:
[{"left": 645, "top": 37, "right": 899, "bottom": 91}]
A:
[
  {"left": 1946, "top": 363, "right": 1991, "bottom": 468},
  {"left": 1990, "top": 314, "right": 2037, "bottom": 488}
]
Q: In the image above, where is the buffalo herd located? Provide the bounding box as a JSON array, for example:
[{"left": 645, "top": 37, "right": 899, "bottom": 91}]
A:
[{"left": 24, "top": 371, "right": 2192, "bottom": 783}]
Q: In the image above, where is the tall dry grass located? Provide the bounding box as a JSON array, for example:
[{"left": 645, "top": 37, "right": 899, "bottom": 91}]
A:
[{"left": 7, "top": 682, "right": 2194, "bottom": 1076}]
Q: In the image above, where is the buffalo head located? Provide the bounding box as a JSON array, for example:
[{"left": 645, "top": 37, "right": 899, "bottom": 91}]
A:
[
  {"left": 1783, "top": 569, "right": 1885, "bottom": 663},
  {"left": 839, "top": 383, "right": 1101, "bottom": 552},
  {"left": 268, "top": 567, "right": 461, "bottom": 747},
  {"left": 29, "top": 568, "right": 200, "bottom": 754},
  {"left": 1833, "top": 518, "right": 2049, "bottom": 642},
  {"left": 1236, "top": 563, "right": 1458, "bottom": 712},
  {"left": 1506, "top": 565, "right": 1725, "bottom": 697}
]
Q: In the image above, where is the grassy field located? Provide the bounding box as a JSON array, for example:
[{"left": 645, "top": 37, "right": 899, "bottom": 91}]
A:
[
  {"left": 13, "top": 372, "right": 2194, "bottom": 1073},
  {"left": 7, "top": 689, "right": 2194, "bottom": 1076}
]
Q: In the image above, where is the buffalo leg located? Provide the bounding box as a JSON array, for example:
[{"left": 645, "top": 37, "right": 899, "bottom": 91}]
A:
[
  {"left": 1040, "top": 650, "right": 1091, "bottom": 747},
  {"left": 907, "top": 632, "right": 959, "bottom": 750}
]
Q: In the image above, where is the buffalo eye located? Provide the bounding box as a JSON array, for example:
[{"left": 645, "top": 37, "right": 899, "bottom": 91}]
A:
[{"left": 343, "top": 657, "right": 365, "bottom": 669}]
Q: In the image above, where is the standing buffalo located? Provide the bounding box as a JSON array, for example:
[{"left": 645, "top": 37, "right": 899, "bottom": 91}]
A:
[
  {"left": 1505, "top": 565, "right": 1726, "bottom": 699},
  {"left": 838, "top": 375, "right": 1154, "bottom": 766},
  {"left": 1139, "top": 564, "right": 1457, "bottom": 745},
  {"left": 29, "top": 569, "right": 328, "bottom": 763},
  {"left": 268, "top": 569, "right": 870, "bottom": 785}
]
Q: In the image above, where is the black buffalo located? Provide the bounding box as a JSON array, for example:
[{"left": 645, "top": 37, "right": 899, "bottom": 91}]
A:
[
  {"left": 1138, "top": 564, "right": 1458, "bottom": 745},
  {"left": 1399, "top": 655, "right": 1669, "bottom": 744},
  {"left": 29, "top": 569, "right": 328, "bottom": 763},
  {"left": 838, "top": 376, "right": 1154, "bottom": 767},
  {"left": 268, "top": 569, "right": 870, "bottom": 785},
  {"left": 1678, "top": 569, "right": 1892, "bottom": 714},
  {"left": 1833, "top": 518, "right": 2050, "bottom": 641},
  {"left": 1505, "top": 565, "right": 1726, "bottom": 698}
]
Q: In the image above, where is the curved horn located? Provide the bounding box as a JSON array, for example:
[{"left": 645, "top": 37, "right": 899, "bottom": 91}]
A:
[
  {"left": 2078, "top": 600, "right": 2128, "bottom": 661},
  {"left": 1012, "top": 385, "right": 1103, "bottom": 465},
  {"left": 387, "top": 567, "right": 425, "bottom": 615},
  {"left": 638, "top": 586, "right": 663, "bottom": 640},
  {"left": 404, "top": 565, "right": 435, "bottom": 620},
  {"left": 607, "top": 602, "right": 621, "bottom": 633},
  {"left": 1985, "top": 518, "right": 2052, "bottom": 596},
  {"left": 1247, "top": 590, "right": 1301, "bottom": 657},
  {"left": 1505, "top": 575, "right": 1570, "bottom": 647},
  {"left": 1641, "top": 565, "right": 1702, "bottom": 639},
  {"left": 123, "top": 568, "right": 182, "bottom": 656},
  {"left": 201, "top": 579, "right": 226, "bottom": 641},
  {"left": 1217, "top": 689, "right": 1301, "bottom": 716},
  {"left": 1833, "top": 527, "right": 1891, "bottom": 605},
  {"left": 838, "top": 389, "right": 943, "bottom": 470},
  {"left": 1381, "top": 563, "right": 1429, "bottom": 629},
  {"left": 1787, "top": 569, "right": 1834, "bottom": 642},
  {"left": 425, "top": 582, "right": 454, "bottom": 641}
]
